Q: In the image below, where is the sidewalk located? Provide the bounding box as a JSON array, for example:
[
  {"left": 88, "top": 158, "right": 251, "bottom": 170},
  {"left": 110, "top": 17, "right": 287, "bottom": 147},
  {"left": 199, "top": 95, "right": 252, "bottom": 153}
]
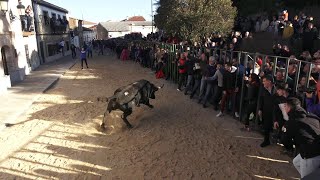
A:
[{"left": 0, "top": 55, "right": 76, "bottom": 129}]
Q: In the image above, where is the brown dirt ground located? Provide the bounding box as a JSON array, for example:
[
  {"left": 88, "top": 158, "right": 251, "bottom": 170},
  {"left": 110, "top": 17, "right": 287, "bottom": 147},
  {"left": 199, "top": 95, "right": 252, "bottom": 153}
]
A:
[{"left": 0, "top": 54, "right": 299, "bottom": 180}]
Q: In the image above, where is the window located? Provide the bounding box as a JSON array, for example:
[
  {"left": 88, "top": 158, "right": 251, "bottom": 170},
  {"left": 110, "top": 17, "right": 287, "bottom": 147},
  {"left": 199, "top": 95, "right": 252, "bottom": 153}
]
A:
[
  {"left": 47, "top": 44, "right": 58, "bottom": 56},
  {"left": 51, "top": 13, "right": 56, "bottom": 20},
  {"left": 43, "top": 11, "right": 49, "bottom": 25},
  {"left": 63, "top": 16, "right": 66, "bottom": 21},
  {"left": 66, "top": 41, "right": 69, "bottom": 51},
  {"left": 58, "top": 14, "right": 61, "bottom": 20}
]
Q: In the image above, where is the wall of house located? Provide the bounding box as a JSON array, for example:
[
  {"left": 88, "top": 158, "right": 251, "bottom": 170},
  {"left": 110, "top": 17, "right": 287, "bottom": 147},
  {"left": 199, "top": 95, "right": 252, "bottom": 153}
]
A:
[
  {"left": 131, "top": 25, "right": 156, "bottom": 37},
  {"left": 0, "top": 0, "right": 33, "bottom": 94},
  {"left": 33, "top": 3, "right": 70, "bottom": 63},
  {"left": 96, "top": 24, "right": 108, "bottom": 39},
  {"left": 83, "top": 31, "right": 96, "bottom": 43}
]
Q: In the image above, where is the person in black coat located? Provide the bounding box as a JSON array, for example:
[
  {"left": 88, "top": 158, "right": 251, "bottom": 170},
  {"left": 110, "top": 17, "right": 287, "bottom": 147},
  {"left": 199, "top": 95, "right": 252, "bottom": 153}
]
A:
[
  {"left": 242, "top": 73, "right": 260, "bottom": 131},
  {"left": 259, "top": 75, "right": 277, "bottom": 147},
  {"left": 282, "top": 97, "right": 320, "bottom": 178}
]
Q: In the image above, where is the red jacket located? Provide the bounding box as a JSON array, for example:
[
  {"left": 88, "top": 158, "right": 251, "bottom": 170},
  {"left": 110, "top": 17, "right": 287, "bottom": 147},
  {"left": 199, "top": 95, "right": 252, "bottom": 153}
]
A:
[{"left": 178, "top": 58, "right": 187, "bottom": 74}]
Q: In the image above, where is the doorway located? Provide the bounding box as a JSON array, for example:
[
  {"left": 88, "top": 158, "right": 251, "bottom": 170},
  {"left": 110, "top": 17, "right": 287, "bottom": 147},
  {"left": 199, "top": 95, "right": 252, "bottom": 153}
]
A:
[{"left": 1, "top": 47, "right": 9, "bottom": 75}]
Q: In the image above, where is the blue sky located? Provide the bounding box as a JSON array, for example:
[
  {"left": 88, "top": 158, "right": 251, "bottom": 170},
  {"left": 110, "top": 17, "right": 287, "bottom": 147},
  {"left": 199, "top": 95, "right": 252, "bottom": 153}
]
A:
[{"left": 47, "top": 0, "right": 156, "bottom": 22}]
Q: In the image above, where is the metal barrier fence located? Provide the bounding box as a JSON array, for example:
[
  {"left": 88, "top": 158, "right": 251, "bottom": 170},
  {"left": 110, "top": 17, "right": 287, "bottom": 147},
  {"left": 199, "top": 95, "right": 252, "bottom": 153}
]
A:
[{"left": 123, "top": 40, "right": 318, "bottom": 128}]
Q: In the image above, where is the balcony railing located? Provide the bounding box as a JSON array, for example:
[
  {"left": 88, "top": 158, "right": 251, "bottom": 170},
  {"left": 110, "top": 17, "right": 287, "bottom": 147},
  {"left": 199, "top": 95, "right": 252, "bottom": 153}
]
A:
[{"left": 36, "top": 15, "right": 69, "bottom": 35}]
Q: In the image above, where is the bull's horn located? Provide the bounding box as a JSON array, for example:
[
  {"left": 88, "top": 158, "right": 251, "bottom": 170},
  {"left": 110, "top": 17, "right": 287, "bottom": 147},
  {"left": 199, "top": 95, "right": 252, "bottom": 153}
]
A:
[{"left": 158, "top": 84, "right": 164, "bottom": 89}]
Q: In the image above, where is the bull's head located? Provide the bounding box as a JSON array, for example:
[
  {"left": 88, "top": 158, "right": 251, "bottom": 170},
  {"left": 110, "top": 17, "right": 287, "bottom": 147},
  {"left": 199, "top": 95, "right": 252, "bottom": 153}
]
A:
[
  {"left": 107, "top": 97, "right": 119, "bottom": 112},
  {"left": 149, "top": 84, "right": 164, "bottom": 99}
]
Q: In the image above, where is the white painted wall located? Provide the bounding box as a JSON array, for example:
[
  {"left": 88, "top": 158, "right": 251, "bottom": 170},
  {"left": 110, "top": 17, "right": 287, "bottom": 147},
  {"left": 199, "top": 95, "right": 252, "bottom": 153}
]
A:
[
  {"left": 109, "top": 31, "right": 130, "bottom": 38},
  {"left": 83, "top": 31, "right": 96, "bottom": 42},
  {"left": 34, "top": 4, "right": 68, "bottom": 19},
  {"left": 131, "top": 25, "right": 156, "bottom": 37}
]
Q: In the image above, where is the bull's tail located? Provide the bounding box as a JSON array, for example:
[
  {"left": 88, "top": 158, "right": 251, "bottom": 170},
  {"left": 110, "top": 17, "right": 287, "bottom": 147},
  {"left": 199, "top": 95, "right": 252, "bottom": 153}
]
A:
[
  {"left": 158, "top": 84, "right": 164, "bottom": 89},
  {"left": 4, "top": 123, "right": 14, "bottom": 127}
]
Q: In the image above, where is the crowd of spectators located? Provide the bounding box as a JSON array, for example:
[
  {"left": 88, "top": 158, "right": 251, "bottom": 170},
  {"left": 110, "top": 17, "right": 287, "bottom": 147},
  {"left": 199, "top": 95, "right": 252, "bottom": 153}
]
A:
[{"left": 100, "top": 24, "right": 320, "bottom": 177}]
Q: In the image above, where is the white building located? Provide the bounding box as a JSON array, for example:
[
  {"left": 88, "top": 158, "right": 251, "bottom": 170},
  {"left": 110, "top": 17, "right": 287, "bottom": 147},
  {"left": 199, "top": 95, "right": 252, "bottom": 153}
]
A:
[
  {"left": 32, "top": 0, "right": 71, "bottom": 63},
  {"left": 97, "top": 21, "right": 156, "bottom": 39},
  {"left": 0, "top": 0, "right": 40, "bottom": 94}
]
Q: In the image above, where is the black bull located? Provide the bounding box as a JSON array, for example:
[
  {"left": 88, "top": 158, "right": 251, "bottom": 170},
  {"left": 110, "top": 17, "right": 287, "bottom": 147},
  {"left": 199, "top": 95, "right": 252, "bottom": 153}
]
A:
[{"left": 101, "top": 79, "right": 163, "bottom": 129}]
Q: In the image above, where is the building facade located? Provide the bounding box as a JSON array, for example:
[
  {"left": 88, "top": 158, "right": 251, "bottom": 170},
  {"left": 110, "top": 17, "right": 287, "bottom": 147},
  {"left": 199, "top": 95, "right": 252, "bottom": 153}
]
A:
[
  {"left": 97, "top": 21, "right": 156, "bottom": 39},
  {"left": 32, "top": 0, "right": 70, "bottom": 63},
  {"left": 0, "top": 0, "right": 39, "bottom": 94}
]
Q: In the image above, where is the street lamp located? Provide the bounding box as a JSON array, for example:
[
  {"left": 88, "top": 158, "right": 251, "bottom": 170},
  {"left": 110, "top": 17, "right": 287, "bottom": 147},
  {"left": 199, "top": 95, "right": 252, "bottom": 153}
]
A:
[
  {"left": 17, "top": 0, "right": 25, "bottom": 16},
  {"left": 0, "top": 0, "right": 9, "bottom": 14}
]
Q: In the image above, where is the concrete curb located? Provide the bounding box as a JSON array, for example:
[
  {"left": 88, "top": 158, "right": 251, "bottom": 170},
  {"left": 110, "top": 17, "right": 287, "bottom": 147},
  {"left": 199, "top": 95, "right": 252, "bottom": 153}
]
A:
[{"left": 1, "top": 59, "right": 77, "bottom": 128}]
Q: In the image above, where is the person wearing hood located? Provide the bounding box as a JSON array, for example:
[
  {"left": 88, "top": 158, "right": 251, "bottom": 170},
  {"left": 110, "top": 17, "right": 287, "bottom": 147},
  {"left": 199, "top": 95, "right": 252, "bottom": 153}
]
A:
[
  {"left": 216, "top": 63, "right": 238, "bottom": 117},
  {"left": 282, "top": 97, "right": 320, "bottom": 178}
]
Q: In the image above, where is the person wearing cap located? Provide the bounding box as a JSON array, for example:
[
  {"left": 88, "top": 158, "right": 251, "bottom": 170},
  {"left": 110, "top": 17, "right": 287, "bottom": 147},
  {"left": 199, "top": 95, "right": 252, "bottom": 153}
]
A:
[
  {"left": 281, "top": 98, "right": 320, "bottom": 178},
  {"left": 259, "top": 75, "right": 277, "bottom": 147}
]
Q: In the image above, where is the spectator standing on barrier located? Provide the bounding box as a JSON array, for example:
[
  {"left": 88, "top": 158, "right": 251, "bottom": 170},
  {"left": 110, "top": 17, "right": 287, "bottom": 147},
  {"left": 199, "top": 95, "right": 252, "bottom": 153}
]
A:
[
  {"left": 281, "top": 97, "right": 320, "bottom": 178},
  {"left": 216, "top": 63, "right": 238, "bottom": 117},
  {"left": 259, "top": 75, "right": 276, "bottom": 147},
  {"left": 177, "top": 53, "right": 187, "bottom": 91}
]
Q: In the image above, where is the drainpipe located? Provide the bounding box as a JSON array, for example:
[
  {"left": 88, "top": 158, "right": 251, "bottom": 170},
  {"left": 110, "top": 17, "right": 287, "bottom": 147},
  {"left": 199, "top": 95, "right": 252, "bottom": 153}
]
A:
[{"left": 31, "top": 0, "right": 44, "bottom": 65}]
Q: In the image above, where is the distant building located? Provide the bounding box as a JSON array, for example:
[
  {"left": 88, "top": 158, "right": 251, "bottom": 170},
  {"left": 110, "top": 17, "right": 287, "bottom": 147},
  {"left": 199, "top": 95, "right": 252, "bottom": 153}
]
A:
[
  {"left": 123, "top": 16, "right": 146, "bottom": 22},
  {"left": 32, "top": 0, "right": 71, "bottom": 63},
  {"left": 69, "top": 17, "right": 97, "bottom": 43},
  {"left": 97, "top": 20, "right": 156, "bottom": 39}
]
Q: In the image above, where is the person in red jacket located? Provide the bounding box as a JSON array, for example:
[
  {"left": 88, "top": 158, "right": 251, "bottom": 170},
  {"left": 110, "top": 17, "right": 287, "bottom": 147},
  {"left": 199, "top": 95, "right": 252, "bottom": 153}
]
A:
[{"left": 177, "top": 53, "right": 187, "bottom": 91}]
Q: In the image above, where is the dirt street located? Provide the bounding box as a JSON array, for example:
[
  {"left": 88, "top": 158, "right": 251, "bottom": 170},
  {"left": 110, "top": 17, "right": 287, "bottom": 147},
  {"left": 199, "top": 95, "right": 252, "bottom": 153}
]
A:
[{"left": 0, "top": 55, "right": 299, "bottom": 180}]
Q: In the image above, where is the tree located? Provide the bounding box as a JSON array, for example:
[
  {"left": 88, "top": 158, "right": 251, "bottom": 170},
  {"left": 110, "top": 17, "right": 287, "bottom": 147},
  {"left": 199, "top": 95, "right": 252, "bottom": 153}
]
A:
[{"left": 154, "top": 0, "right": 237, "bottom": 42}]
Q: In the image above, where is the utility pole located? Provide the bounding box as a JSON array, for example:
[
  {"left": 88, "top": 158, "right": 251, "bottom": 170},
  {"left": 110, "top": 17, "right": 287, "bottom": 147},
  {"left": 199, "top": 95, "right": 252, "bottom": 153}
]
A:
[{"left": 151, "top": 0, "right": 154, "bottom": 34}]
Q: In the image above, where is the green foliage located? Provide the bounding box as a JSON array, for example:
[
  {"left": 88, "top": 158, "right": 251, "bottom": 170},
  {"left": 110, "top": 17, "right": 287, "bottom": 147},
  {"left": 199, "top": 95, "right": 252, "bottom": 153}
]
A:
[{"left": 154, "top": 0, "right": 237, "bottom": 42}]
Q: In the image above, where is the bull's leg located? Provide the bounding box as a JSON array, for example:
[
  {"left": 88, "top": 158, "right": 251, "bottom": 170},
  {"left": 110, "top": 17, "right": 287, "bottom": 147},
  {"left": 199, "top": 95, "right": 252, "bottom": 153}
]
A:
[
  {"left": 101, "top": 109, "right": 110, "bottom": 129},
  {"left": 145, "top": 100, "right": 154, "bottom": 109},
  {"left": 122, "top": 109, "right": 133, "bottom": 128}
]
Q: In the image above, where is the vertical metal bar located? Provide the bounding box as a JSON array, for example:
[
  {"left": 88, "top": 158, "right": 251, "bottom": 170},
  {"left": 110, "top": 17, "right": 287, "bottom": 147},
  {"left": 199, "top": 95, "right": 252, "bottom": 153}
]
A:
[
  {"left": 273, "top": 57, "right": 278, "bottom": 76},
  {"left": 284, "top": 58, "right": 290, "bottom": 83},
  {"left": 294, "top": 61, "right": 302, "bottom": 94},
  {"left": 306, "top": 62, "right": 312, "bottom": 88},
  {"left": 239, "top": 53, "right": 248, "bottom": 122}
]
